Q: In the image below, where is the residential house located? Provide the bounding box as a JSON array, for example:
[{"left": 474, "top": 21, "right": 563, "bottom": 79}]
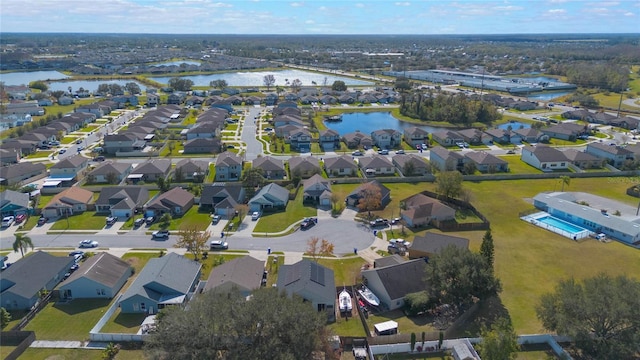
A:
[
  {"left": 288, "top": 156, "right": 321, "bottom": 179},
  {"left": 95, "top": 186, "right": 149, "bottom": 218},
  {"left": 323, "top": 155, "right": 358, "bottom": 178},
  {"left": 289, "top": 127, "right": 312, "bottom": 152},
  {"left": 563, "top": 149, "right": 603, "bottom": 169},
  {"left": 541, "top": 123, "right": 586, "bottom": 141},
  {"left": 358, "top": 155, "right": 395, "bottom": 176},
  {"left": 0, "top": 148, "right": 21, "bottom": 165},
  {"left": 200, "top": 184, "right": 245, "bottom": 218},
  {"left": 403, "top": 127, "right": 429, "bottom": 147},
  {"left": 561, "top": 109, "right": 592, "bottom": 121},
  {"left": 342, "top": 131, "right": 373, "bottom": 149},
  {"left": 0, "top": 162, "right": 47, "bottom": 186},
  {"left": 514, "top": 127, "right": 546, "bottom": 143},
  {"left": 586, "top": 142, "right": 635, "bottom": 168},
  {"left": 0, "top": 190, "right": 30, "bottom": 217},
  {"left": 75, "top": 103, "right": 110, "bottom": 118},
  {"left": 276, "top": 259, "right": 336, "bottom": 322},
  {"left": 87, "top": 161, "right": 133, "bottom": 184},
  {"left": 103, "top": 133, "right": 146, "bottom": 155},
  {"left": 49, "top": 154, "right": 89, "bottom": 180},
  {"left": 183, "top": 138, "right": 222, "bottom": 154},
  {"left": 145, "top": 187, "right": 195, "bottom": 218},
  {"left": 319, "top": 129, "right": 341, "bottom": 151},
  {"left": 521, "top": 145, "right": 569, "bottom": 171},
  {"left": 59, "top": 252, "right": 133, "bottom": 300},
  {"left": 215, "top": 151, "right": 243, "bottom": 181},
  {"left": 175, "top": 159, "right": 209, "bottom": 182},
  {"left": 167, "top": 92, "right": 186, "bottom": 105},
  {"left": 361, "top": 259, "right": 429, "bottom": 311},
  {"left": 204, "top": 256, "right": 265, "bottom": 297},
  {"left": 484, "top": 128, "right": 516, "bottom": 145},
  {"left": 119, "top": 253, "right": 202, "bottom": 314},
  {"left": 252, "top": 156, "right": 286, "bottom": 180},
  {"left": 1, "top": 139, "right": 37, "bottom": 157},
  {"left": 392, "top": 154, "right": 429, "bottom": 176},
  {"left": 346, "top": 180, "right": 391, "bottom": 209},
  {"left": 303, "top": 174, "right": 332, "bottom": 207},
  {"left": 373, "top": 254, "right": 405, "bottom": 269},
  {"left": 408, "top": 232, "right": 470, "bottom": 259},
  {"left": 457, "top": 128, "right": 490, "bottom": 145},
  {"left": 609, "top": 116, "right": 640, "bottom": 130},
  {"left": 248, "top": 183, "right": 290, "bottom": 212},
  {"left": 36, "top": 98, "right": 51, "bottom": 107},
  {"left": 128, "top": 159, "right": 171, "bottom": 183},
  {"left": 371, "top": 129, "right": 402, "bottom": 149},
  {"left": 464, "top": 151, "right": 509, "bottom": 173},
  {"left": 431, "top": 130, "right": 464, "bottom": 147},
  {"left": 1, "top": 251, "right": 74, "bottom": 310},
  {"left": 400, "top": 193, "right": 456, "bottom": 228},
  {"left": 186, "top": 122, "right": 220, "bottom": 140},
  {"left": 42, "top": 187, "right": 94, "bottom": 219}
]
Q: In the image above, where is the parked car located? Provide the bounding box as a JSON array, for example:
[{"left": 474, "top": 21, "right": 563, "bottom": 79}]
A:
[
  {"left": 76, "top": 139, "right": 83, "bottom": 144},
  {"left": 421, "top": 144, "right": 428, "bottom": 150},
  {"left": 134, "top": 218, "right": 145, "bottom": 227},
  {"left": 389, "top": 238, "right": 411, "bottom": 248},
  {"left": 145, "top": 216, "right": 156, "bottom": 225},
  {"left": 59, "top": 149, "right": 66, "bottom": 154},
  {"left": 506, "top": 150, "right": 516, "bottom": 154},
  {"left": 152, "top": 230, "right": 170, "bottom": 239},
  {"left": 369, "top": 218, "right": 389, "bottom": 227},
  {"left": 69, "top": 250, "right": 85, "bottom": 257},
  {"left": 211, "top": 215, "right": 221, "bottom": 224},
  {"left": 14, "top": 214, "right": 26, "bottom": 224},
  {"left": 395, "top": 149, "right": 405, "bottom": 154},
  {"left": 378, "top": 149, "right": 389, "bottom": 155},
  {"left": 251, "top": 212, "right": 260, "bottom": 221},
  {"left": 300, "top": 217, "right": 318, "bottom": 230},
  {"left": 1, "top": 216, "right": 15, "bottom": 228},
  {"left": 37, "top": 217, "right": 48, "bottom": 226},
  {"left": 78, "top": 239, "right": 99, "bottom": 248},
  {"left": 93, "top": 156, "right": 105, "bottom": 162},
  {"left": 390, "top": 217, "right": 402, "bottom": 225},
  {"left": 210, "top": 240, "right": 229, "bottom": 250},
  {"left": 106, "top": 216, "right": 118, "bottom": 226},
  {"left": 352, "top": 150, "right": 363, "bottom": 156}
]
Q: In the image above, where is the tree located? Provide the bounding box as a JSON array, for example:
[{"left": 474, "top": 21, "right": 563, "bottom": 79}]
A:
[
  {"left": 209, "top": 79, "right": 228, "bottom": 90},
  {"left": 234, "top": 204, "right": 248, "bottom": 224},
  {"left": 536, "top": 274, "right": 640, "bottom": 360},
  {"left": 168, "top": 77, "right": 194, "bottom": 92},
  {"left": 290, "top": 78, "right": 302, "bottom": 93},
  {"left": 331, "top": 80, "right": 347, "bottom": 92},
  {"left": 29, "top": 80, "right": 48, "bottom": 92},
  {"left": 425, "top": 245, "right": 501, "bottom": 307},
  {"left": 306, "top": 237, "right": 335, "bottom": 262},
  {"left": 158, "top": 213, "right": 172, "bottom": 230},
  {"left": 13, "top": 233, "right": 34, "bottom": 257},
  {"left": 125, "top": 82, "right": 141, "bottom": 95},
  {"left": 263, "top": 74, "right": 276, "bottom": 91},
  {"left": 436, "top": 171, "right": 464, "bottom": 199},
  {"left": 106, "top": 172, "right": 118, "bottom": 185},
  {"left": 477, "top": 317, "right": 519, "bottom": 360},
  {"left": 356, "top": 182, "right": 382, "bottom": 218},
  {"left": 403, "top": 160, "right": 416, "bottom": 176},
  {"left": 0, "top": 307, "right": 11, "bottom": 329},
  {"left": 559, "top": 175, "right": 570, "bottom": 192},
  {"left": 480, "top": 229, "right": 495, "bottom": 268},
  {"left": 51, "top": 90, "right": 66, "bottom": 100},
  {"left": 410, "top": 332, "right": 417, "bottom": 352},
  {"left": 156, "top": 177, "right": 171, "bottom": 193},
  {"left": 145, "top": 287, "right": 327, "bottom": 360},
  {"left": 240, "top": 167, "right": 266, "bottom": 199},
  {"left": 102, "top": 342, "right": 120, "bottom": 360},
  {"left": 175, "top": 226, "right": 211, "bottom": 261}
]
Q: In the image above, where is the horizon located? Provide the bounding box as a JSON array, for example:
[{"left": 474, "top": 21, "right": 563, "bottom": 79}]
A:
[{"left": 1, "top": 0, "right": 638, "bottom": 35}]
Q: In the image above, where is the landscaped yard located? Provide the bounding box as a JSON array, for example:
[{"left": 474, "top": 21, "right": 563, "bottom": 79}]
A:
[
  {"left": 252, "top": 190, "right": 317, "bottom": 233},
  {"left": 121, "top": 252, "right": 162, "bottom": 275},
  {"left": 100, "top": 308, "right": 147, "bottom": 334},
  {"left": 498, "top": 155, "right": 543, "bottom": 174},
  {"left": 24, "top": 150, "right": 54, "bottom": 159},
  {"left": 23, "top": 299, "right": 113, "bottom": 340},
  {"left": 17, "top": 348, "right": 147, "bottom": 360},
  {"left": 265, "top": 254, "right": 284, "bottom": 287},
  {"left": 366, "top": 309, "right": 439, "bottom": 337},
  {"left": 50, "top": 211, "right": 108, "bottom": 230},
  {"left": 317, "top": 256, "right": 369, "bottom": 287},
  {"left": 148, "top": 206, "right": 211, "bottom": 231}
]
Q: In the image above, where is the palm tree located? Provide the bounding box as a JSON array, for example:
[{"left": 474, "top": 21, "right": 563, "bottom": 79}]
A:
[
  {"left": 560, "top": 175, "right": 571, "bottom": 192},
  {"left": 13, "top": 233, "right": 34, "bottom": 257}
]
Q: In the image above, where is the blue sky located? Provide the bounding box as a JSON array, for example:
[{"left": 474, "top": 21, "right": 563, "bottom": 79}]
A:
[{"left": 1, "top": 0, "right": 638, "bottom": 34}]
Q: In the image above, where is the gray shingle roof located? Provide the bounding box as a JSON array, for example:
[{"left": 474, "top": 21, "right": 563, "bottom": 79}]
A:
[
  {"left": 362, "top": 259, "right": 428, "bottom": 300},
  {"left": 410, "top": 232, "right": 470, "bottom": 254},
  {"left": 276, "top": 259, "right": 335, "bottom": 304},
  {"left": 1, "top": 251, "right": 74, "bottom": 299},
  {"left": 204, "top": 256, "right": 264, "bottom": 292},
  {"left": 63, "top": 252, "right": 131, "bottom": 288}
]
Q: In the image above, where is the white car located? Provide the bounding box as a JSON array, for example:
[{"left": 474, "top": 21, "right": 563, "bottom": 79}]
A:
[
  {"left": 251, "top": 212, "right": 260, "bottom": 221},
  {"left": 78, "top": 239, "right": 99, "bottom": 248},
  {"left": 210, "top": 240, "right": 229, "bottom": 250},
  {"left": 1, "top": 216, "right": 15, "bottom": 228},
  {"left": 389, "top": 239, "right": 411, "bottom": 248}
]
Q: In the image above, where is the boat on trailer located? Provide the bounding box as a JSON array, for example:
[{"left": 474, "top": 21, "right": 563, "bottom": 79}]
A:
[
  {"left": 339, "top": 288, "right": 353, "bottom": 312},
  {"left": 358, "top": 285, "right": 380, "bottom": 307}
]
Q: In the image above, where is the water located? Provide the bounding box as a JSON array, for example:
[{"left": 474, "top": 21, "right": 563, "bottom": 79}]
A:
[
  {"left": 497, "top": 122, "right": 530, "bottom": 130},
  {"left": 150, "top": 69, "right": 373, "bottom": 87},
  {"left": 536, "top": 215, "right": 585, "bottom": 234},
  {"left": 526, "top": 91, "right": 574, "bottom": 101},
  {"left": 46, "top": 79, "right": 147, "bottom": 93},
  {"left": 0, "top": 71, "right": 69, "bottom": 86},
  {"left": 152, "top": 60, "right": 201, "bottom": 67},
  {"left": 324, "top": 112, "right": 443, "bottom": 135}
]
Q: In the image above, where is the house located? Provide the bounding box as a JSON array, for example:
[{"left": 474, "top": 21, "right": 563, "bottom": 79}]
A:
[
  {"left": 403, "top": 127, "right": 429, "bottom": 147},
  {"left": 521, "top": 145, "right": 569, "bottom": 171},
  {"left": 48, "top": 154, "right": 89, "bottom": 179},
  {"left": 183, "top": 138, "right": 222, "bottom": 154},
  {"left": 87, "top": 161, "right": 133, "bottom": 184},
  {"left": 586, "top": 142, "right": 634, "bottom": 168},
  {"left": 430, "top": 146, "right": 467, "bottom": 172},
  {"left": 42, "top": 187, "right": 94, "bottom": 219},
  {"left": 276, "top": 259, "right": 336, "bottom": 322},
  {"left": 484, "top": 128, "right": 515, "bottom": 144},
  {"left": 288, "top": 156, "right": 321, "bottom": 179},
  {"left": 464, "top": 151, "right": 509, "bottom": 173},
  {"left": 361, "top": 259, "right": 429, "bottom": 311},
  {"left": 609, "top": 116, "right": 640, "bottom": 130},
  {"left": 409, "top": 232, "right": 469, "bottom": 259},
  {"left": 95, "top": 186, "right": 149, "bottom": 218},
  {"left": 248, "top": 183, "right": 290, "bottom": 212},
  {"left": 0, "top": 162, "right": 47, "bottom": 186},
  {"left": 374, "top": 254, "right": 405, "bottom": 269},
  {"left": 358, "top": 155, "right": 395, "bottom": 176},
  {"left": 128, "top": 159, "right": 171, "bottom": 183},
  {"left": 303, "top": 174, "right": 332, "bottom": 206},
  {"left": 563, "top": 149, "right": 603, "bottom": 169},
  {"left": 119, "top": 253, "right": 202, "bottom": 314},
  {"left": 1, "top": 251, "right": 74, "bottom": 310},
  {"left": 200, "top": 183, "right": 245, "bottom": 218},
  {"left": 342, "top": 131, "right": 373, "bottom": 149},
  {"left": 175, "top": 159, "right": 209, "bottom": 182},
  {"left": 75, "top": 103, "right": 109, "bottom": 118},
  {"left": 457, "top": 128, "right": 490, "bottom": 145},
  {"left": 186, "top": 122, "right": 220, "bottom": 140},
  {"left": 59, "top": 252, "right": 133, "bottom": 299},
  {"left": 323, "top": 155, "right": 358, "bottom": 177},
  {"left": 431, "top": 130, "right": 464, "bottom": 147},
  {"left": 346, "top": 180, "right": 391, "bottom": 209},
  {"left": 541, "top": 123, "right": 586, "bottom": 141},
  {"left": 215, "top": 151, "right": 243, "bottom": 181},
  {"left": 252, "top": 156, "right": 286, "bottom": 180},
  {"left": 514, "top": 127, "right": 545, "bottom": 143},
  {"left": 371, "top": 129, "right": 402, "bottom": 149},
  {"left": 0, "top": 148, "right": 21, "bottom": 165},
  {"left": 319, "top": 129, "right": 341, "bottom": 151},
  {"left": 204, "top": 256, "right": 265, "bottom": 297},
  {"left": 288, "top": 127, "right": 312, "bottom": 152},
  {"left": 0, "top": 190, "right": 30, "bottom": 217},
  {"left": 392, "top": 154, "right": 429, "bottom": 176},
  {"left": 145, "top": 187, "right": 194, "bottom": 218},
  {"left": 400, "top": 193, "right": 456, "bottom": 227},
  {"left": 103, "top": 133, "right": 146, "bottom": 155}
]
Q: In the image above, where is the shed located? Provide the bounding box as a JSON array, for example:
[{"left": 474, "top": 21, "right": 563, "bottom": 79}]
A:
[{"left": 374, "top": 320, "right": 398, "bottom": 336}]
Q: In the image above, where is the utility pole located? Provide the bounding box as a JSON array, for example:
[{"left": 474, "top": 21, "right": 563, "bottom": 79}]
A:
[{"left": 616, "top": 90, "right": 624, "bottom": 118}]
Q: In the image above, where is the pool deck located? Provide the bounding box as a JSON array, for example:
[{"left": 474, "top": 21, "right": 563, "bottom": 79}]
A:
[{"left": 522, "top": 212, "right": 592, "bottom": 240}]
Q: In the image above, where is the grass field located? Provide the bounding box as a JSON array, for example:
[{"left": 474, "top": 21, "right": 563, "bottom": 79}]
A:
[
  {"left": 50, "top": 211, "right": 107, "bottom": 230},
  {"left": 121, "top": 252, "right": 162, "bottom": 275},
  {"left": 100, "top": 308, "right": 147, "bottom": 334},
  {"left": 148, "top": 206, "right": 211, "bottom": 231},
  {"left": 499, "top": 155, "right": 543, "bottom": 174},
  {"left": 16, "top": 348, "right": 147, "bottom": 360},
  {"left": 253, "top": 190, "right": 317, "bottom": 233}
]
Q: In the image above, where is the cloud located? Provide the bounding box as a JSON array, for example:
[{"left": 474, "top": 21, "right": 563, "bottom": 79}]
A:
[
  {"left": 548, "top": 8, "right": 566, "bottom": 14},
  {"left": 290, "top": 2, "right": 303, "bottom": 7},
  {"left": 493, "top": 5, "right": 524, "bottom": 12},
  {"left": 395, "top": 2, "right": 411, "bottom": 6},
  {"left": 355, "top": 3, "right": 365, "bottom": 8},
  {"left": 624, "top": 11, "right": 635, "bottom": 16}
]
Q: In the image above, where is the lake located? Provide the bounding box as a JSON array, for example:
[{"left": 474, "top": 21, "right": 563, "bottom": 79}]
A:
[
  {"left": 46, "top": 79, "right": 147, "bottom": 93},
  {"left": 497, "top": 121, "right": 530, "bottom": 130},
  {"left": 150, "top": 69, "right": 373, "bottom": 87},
  {"left": 324, "top": 112, "right": 443, "bottom": 135},
  {"left": 0, "top": 71, "right": 69, "bottom": 86},
  {"left": 526, "top": 91, "right": 573, "bottom": 101},
  {"left": 152, "top": 60, "right": 201, "bottom": 67}
]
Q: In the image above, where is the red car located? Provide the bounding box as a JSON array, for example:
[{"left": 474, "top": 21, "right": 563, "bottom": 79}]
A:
[{"left": 14, "top": 214, "right": 26, "bottom": 224}]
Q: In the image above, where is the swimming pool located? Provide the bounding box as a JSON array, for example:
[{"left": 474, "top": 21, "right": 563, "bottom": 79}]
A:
[
  {"left": 521, "top": 212, "right": 591, "bottom": 240},
  {"left": 536, "top": 216, "right": 585, "bottom": 233}
]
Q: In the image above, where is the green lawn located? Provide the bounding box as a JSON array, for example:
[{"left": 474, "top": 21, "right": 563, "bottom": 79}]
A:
[
  {"left": 50, "top": 211, "right": 107, "bottom": 230},
  {"left": 499, "top": 155, "right": 544, "bottom": 174},
  {"left": 23, "top": 299, "right": 113, "bottom": 340},
  {"left": 328, "top": 312, "right": 368, "bottom": 337},
  {"left": 100, "top": 308, "right": 146, "bottom": 334},
  {"left": 24, "top": 150, "right": 54, "bottom": 159},
  {"left": 253, "top": 190, "right": 317, "bottom": 233},
  {"left": 121, "top": 252, "right": 162, "bottom": 275},
  {"left": 366, "top": 309, "right": 439, "bottom": 337},
  {"left": 184, "top": 253, "right": 243, "bottom": 279},
  {"left": 17, "top": 348, "right": 147, "bottom": 360},
  {"left": 265, "top": 255, "right": 285, "bottom": 287},
  {"left": 317, "top": 257, "right": 369, "bottom": 286},
  {"left": 61, "top": 136, "right": 78, "bottom": 144},
  {"left": 148, "top": 206, "right": 211, "bottom": 231}
]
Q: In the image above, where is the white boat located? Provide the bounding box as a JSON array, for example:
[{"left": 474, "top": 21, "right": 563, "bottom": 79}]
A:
[
  {"left": 358, "top": 285, "right": 380, "bottom": 307},
  {"left": 339, "top": 289, "right": 353, "bottom": 312}
]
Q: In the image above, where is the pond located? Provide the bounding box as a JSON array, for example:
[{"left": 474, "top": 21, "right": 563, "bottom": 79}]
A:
[
  {"left": 0, "top": 71, "right": 69, "bottom": 86},
  {"left": 46, "top": 79, "right": 148, "bottom": 93},
  {"left": 324, "top": 112, "right": 443, "bottom": 135},
  {"left": 152, "top": 60, "right": 201, "bottom": 67},
  {"left": 150, "top": 69, "right": 373, "bottom": 87},
  {"left": 497, "top": 121, "right": 530, "bottom": 130},
  {"left": 526, "top": 91, "right": 573, "bottom": 101}
]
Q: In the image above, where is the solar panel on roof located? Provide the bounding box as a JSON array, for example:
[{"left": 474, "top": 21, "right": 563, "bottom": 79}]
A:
[{"left": 310, "top": 262, "right": 325, "bottom": 286}]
